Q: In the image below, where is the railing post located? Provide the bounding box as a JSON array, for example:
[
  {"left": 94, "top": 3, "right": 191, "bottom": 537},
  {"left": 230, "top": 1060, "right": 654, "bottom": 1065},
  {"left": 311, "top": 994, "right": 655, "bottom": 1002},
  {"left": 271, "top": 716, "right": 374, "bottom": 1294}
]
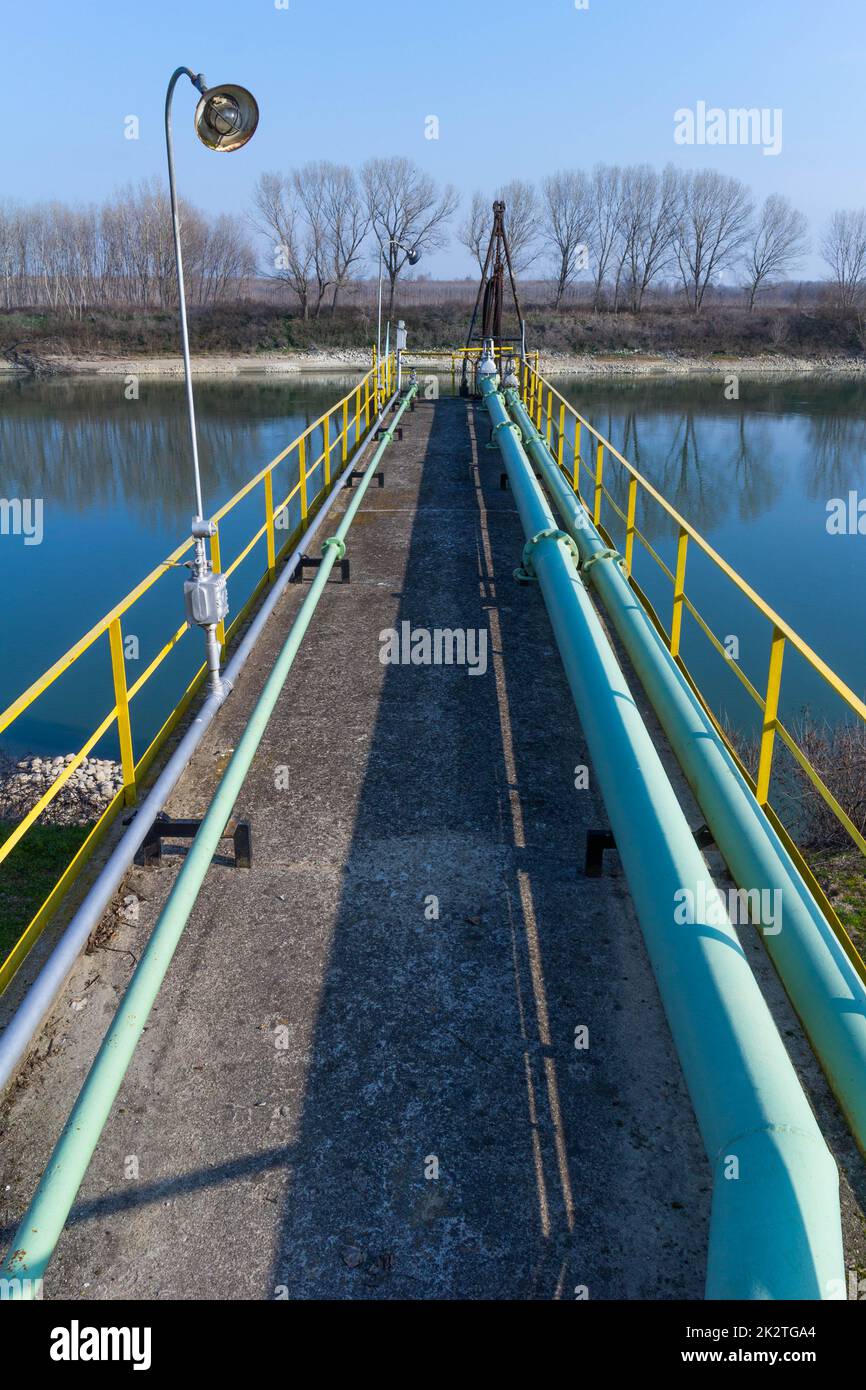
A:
[
  {"left": 546, "top": 387, "right": 554, "bottom": 446},
  {"left": 557, "top": 402, "right": 566, "bottom": 470},
  {"left": 670, "top": 528, "right": 689, "bottom": 658},
  {"left": 593, "top": 441, "right": 604, "bottom": 525},
  {"left": 757, "top": 628, "right": 786, "bottom": 806},
  {"left": 572, "top": 421, "right": 582, "bottom": 491},
  {"left": 341, "top": 399, "right": 348, "bottom": 465},
  {"left": 299, "top": 436, "right": 308, "bottom": 523},
  {"left": 355, "top": 384, "right": 361, "bottom": 445},
  {"left": 324, "top": 415, "right": 331, "bottom": 489},
  {"left": 264, "top": 469, "right": 276, "bottom": 579},
  {"left": 108, "top": 617, "right": 136, "bottom": 806},
  {"left": 624, "top": 476, "right": 638, "bottom": 577},
  {"left": 364, "top": 375, "right": 371, "bottom": 428},
  {"left": 209, "top": 528, "right": 226, "bottom": 655}
]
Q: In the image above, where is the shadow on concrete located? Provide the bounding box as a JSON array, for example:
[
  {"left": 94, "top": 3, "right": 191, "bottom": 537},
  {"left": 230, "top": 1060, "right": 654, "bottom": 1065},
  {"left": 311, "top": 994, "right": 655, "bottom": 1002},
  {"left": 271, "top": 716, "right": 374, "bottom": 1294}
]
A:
[{"left": 261, "top": 396, "right": 709, "bottom": 1300}]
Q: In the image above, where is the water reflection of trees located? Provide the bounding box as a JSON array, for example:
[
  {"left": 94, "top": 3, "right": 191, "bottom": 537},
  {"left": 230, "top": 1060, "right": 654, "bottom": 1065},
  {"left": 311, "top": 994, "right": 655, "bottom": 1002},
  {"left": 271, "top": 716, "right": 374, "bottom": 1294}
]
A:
[
  {"left": 567, "top": 375, "right": 866, "bottom": 547},
  {"left": 801, "top": 414, "right": 866, "bottom": 500},
  {"left": 598, "top": 407, "right": 779, "bottom": 545},
  {"left": 0, "top": 375, "right": 363, "bottom": 529}
]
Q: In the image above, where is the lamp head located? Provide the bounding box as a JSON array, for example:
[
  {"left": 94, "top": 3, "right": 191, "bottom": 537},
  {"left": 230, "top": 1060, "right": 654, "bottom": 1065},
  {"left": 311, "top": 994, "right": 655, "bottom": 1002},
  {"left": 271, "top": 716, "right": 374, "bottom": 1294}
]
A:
[
  {"left": 194, "top": 83, "right": 259, "bottom": 151},
  {"left": 405, "top": 246, "right": 421, "bottom": 266}
]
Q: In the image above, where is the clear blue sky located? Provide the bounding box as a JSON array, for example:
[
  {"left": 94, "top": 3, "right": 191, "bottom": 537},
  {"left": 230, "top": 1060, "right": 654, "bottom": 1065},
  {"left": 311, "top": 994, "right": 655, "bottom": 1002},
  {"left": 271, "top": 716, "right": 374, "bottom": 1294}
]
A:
[{"left": 3, "top": 0, "right": 864, "bottom": 277}]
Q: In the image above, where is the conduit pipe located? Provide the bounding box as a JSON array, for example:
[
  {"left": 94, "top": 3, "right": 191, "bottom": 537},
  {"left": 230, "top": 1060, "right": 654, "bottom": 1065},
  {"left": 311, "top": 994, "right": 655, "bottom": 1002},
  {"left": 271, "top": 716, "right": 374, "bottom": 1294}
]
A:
[
  {"left": 504, "top": 384, "right": 866, "bottom": 1156},
  {"left": 1, "top": 382, "right": 418, "bottom": 1293},
  {"left": 0, "top": 388, "right": 402, "bottom": 1097},
  {"left": 480, "top": 372, "right": 844, "bottom": 1300}
]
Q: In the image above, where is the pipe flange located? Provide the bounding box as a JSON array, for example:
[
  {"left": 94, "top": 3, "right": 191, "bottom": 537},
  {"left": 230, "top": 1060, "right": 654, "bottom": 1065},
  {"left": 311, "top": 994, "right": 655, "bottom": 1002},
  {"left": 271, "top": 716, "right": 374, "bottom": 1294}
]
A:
[
  {"left": 580, "top": 546, "right": 623, "bottom": 575},
  {"left": 520, "top": 528, "right": 580, "bottom": 580},
  {"left": 487, "top": 419, "right": 522, "bottom": 450},
  {"left": 496, "top": 419, "right": 523, "bottom": 441},
  {"left": 322, "top": 536, "right": 347, "bottom": 560}
]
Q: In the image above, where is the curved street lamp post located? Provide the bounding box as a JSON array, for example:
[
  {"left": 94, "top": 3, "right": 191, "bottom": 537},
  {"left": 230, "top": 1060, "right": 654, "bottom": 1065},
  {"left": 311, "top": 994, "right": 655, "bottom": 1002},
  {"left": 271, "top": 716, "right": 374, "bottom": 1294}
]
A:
[
  {"left": 376, "top": 237, "right": 420, "bottom": 388},
  {"left": 165, "top": 67, "right": 259, "bottom": 696}
]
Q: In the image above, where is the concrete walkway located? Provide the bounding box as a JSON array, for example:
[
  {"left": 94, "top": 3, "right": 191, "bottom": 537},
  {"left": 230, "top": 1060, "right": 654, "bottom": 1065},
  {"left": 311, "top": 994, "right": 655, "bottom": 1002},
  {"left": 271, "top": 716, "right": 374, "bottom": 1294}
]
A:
[{"left": 3, "top": 391, "right": 861, "bottom": 1300}]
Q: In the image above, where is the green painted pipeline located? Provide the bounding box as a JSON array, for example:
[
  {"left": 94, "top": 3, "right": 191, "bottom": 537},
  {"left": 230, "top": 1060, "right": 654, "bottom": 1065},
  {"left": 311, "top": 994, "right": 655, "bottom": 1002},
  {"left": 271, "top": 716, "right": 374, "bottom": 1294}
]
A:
[
  {"left": 0, "top": 384, "right": 418, "bottom": 1297},
  {"left": 505, "top": 384, "right": 866, "bottom": 1159},
  {"left": 481, "top": 372, "right": 844, "bottom": 1300}
]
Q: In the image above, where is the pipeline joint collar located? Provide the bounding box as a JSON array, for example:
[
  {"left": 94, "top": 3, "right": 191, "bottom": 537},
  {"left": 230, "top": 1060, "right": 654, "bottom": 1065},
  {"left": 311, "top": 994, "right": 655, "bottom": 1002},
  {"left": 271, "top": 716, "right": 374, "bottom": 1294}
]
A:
[
  {"left": 581, "top": 546, "right": 624, "bottom": 575},
  {"left": 516, "top": 528, "right": 580, "bottom": 584},
  {"left": 322, "top": 536, "right": 347, "bottom": 561},
  {"left": 487, "top": 419, "right": 523, "bottom": 450},
  {"left": 495, "top": 418, "right": 522, "bottom": 441}
]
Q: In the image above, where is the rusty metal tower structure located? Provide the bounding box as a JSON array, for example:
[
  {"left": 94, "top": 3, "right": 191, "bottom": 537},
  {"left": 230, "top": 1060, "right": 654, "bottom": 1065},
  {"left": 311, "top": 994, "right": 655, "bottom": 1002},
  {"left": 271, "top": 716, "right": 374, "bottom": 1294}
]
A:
[{"left": 460, "top": 200, "right": 526, "bottom": 396}]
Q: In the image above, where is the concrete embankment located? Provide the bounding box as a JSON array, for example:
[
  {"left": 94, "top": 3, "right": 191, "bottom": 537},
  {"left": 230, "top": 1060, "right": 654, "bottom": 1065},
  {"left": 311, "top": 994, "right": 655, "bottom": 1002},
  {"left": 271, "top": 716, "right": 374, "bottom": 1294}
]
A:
[{"left": 4, "top": 347, "right": 866, "bottom": 378}]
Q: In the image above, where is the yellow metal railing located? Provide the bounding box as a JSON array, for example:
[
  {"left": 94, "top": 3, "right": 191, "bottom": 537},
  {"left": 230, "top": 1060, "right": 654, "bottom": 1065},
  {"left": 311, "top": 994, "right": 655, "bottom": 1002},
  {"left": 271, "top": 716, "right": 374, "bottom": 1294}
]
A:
[
  {"left": 0, "top": 354, "right": 394, "bottom": 992},
  {"left": 402, "top": 346, "right": 537, "bottom": 381},
  {"left": 520, "top": 358, "right": 866, "bottom": 965}
]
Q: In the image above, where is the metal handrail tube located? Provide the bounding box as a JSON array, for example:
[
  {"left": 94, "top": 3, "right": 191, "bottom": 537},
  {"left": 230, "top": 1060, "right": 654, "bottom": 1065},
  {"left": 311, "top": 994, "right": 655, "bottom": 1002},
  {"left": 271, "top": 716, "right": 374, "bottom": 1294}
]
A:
[
  {"left": 480, "top": 374, "right": 844, "bottom": 1300},
  {"left": 0, "top": 389, "right": 402, "bottom": 1099},
  {"left": 1, "top": 383, "right": 417, "bottom": 1292},
  {"left": 504, "top": 383, "right": 866, "bottom": 1156}
]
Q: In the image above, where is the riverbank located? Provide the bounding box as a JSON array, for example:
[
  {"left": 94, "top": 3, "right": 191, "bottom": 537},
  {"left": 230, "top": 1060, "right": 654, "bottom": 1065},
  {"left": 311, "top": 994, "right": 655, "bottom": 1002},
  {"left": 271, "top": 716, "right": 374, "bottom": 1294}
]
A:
[
  {"left": 0, "top": 755, "right": 122, "bottom": 827},
  {"left": 0, "top": 755, "right": 124, "bottom": 958},
  {"left": 3, "top": 347, "right": 866, "bottom": 378}
]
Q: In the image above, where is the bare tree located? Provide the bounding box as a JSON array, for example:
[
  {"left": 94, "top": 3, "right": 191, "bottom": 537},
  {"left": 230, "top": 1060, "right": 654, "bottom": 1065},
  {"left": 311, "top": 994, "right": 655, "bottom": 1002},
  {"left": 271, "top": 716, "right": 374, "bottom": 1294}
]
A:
[
  {"left": 495, "top": 180, "right": 540, "bottom": 273},
  {"left": 292, "top": 163, "right": 339, "bottom": 316},
  {"left": 743, "top": 194, "right": 809, "bottom": 310},
  {"left": 590, "top": 164, "right": 625, "bottom": 309},
  {"left": 615, "top": 164, "right": 681, "bottom": 313},
  {"left": 361, "top": 156, "right": 458, "bottom": 318},
  {"left": 821, "top": 209, "right": 866, "bottom": 309},
  {"left": 319, "top": 164, "right": 370, "bottom": 309},
  {"left": 540, "top": 170, "right": 593, "bottom": 307},
  {"left": 672, "top": 169, "right": 754, "bottom": 312},
  {"left": 0, "top": 181, "right": 252, "bottom": 313},
  {"left": 251, "top": 171, "right": 315, "bottom": 318},
  {"left": 194, "top": 215, "right": 257, "bottom": 305},
  {"left": 456, "top": 181, "right": 538, "bottom": 276},
  {"left": 458, "top": 191, "right": 488, "bottom": 273}
]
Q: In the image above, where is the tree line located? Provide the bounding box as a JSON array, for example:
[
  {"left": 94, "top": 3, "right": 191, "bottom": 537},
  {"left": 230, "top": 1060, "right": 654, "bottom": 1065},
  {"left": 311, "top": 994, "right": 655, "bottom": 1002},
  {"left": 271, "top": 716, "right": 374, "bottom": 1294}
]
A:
[
  {"left": 1, "top": 156, "right": 865, "bottom": 319},
  {"left": 0, "top": 179, "right": 256, "bottom": 317}
]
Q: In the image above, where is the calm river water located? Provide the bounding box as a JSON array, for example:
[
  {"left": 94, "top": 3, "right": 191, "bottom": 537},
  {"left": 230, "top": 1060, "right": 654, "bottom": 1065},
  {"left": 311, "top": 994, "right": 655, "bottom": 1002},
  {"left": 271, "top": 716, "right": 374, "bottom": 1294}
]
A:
[{"left": 1, "top": 370, "right": 864, "bottom": 760}]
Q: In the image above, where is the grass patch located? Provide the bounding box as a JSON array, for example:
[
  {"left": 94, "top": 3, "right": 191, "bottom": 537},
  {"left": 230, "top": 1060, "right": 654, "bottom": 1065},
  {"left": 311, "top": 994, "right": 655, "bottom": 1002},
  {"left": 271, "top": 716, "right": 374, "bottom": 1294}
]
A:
[
  {"left": 810, "top": 849, "right": 866, "bottom": 957},
  {"left": 0, "top": 820, "right": 92, "bottom": 962}
]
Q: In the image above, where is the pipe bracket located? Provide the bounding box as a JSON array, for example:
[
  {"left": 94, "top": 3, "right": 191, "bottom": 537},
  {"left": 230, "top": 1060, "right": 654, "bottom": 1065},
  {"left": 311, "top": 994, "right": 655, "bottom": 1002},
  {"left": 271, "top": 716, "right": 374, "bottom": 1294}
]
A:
[{"left": 322, "top": 536, "right": 347, "bottom": 561}]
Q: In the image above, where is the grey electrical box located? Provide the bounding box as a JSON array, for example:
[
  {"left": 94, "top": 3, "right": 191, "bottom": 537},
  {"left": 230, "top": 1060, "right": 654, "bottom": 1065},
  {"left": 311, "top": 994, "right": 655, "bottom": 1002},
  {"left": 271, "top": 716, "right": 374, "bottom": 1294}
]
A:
[{"left": 184, "top": 571, "right": 229, "bottom": 628}]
